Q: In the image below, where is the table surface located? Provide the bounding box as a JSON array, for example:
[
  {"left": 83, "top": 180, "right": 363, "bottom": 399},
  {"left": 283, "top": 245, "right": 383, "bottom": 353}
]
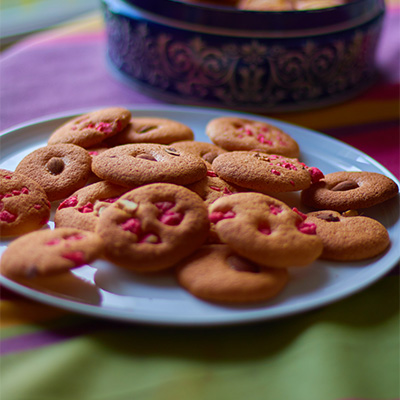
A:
[{"left": 0, "top": 3, "right": 399, "bottom": 400}]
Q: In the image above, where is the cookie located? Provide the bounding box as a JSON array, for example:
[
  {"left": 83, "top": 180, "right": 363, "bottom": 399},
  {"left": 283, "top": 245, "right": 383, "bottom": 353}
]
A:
[
  {"left": 306, "top": 210, "right": 390, "bottom": 260},
  {"left": 208, "top": 192, "right": 323, "bottom": 268},
  {"left": 105, "top": 117, "right": 194, "bottom": 146},
  {"left": 206, "top": 117, "right": 300, "bottom": 158},
  {"left": 295, "top": 0, "right": 345, "bottom": 10},
  {"left": 212, "top": 151, "right": 324, "bottom": 193},
  {"left": 47, "top": 107, "right": 131, "bottom": 148},
  {"left": 0, "top": 228, "right": 104, "bottom": 277},
  {"left": 15, "top": 144, "right": 92, "bottom": 201},
  {"left": 54, "top": 181, "right": 131, "bottom": 231},
  {"left": 0, "top": 169, "right": 51, "bottom": 238},
  {"left": 95, "top": 183, "right": 210, "bottom": 272},
  {"left": 186, "top": 170, "right": 247, "bottom": 206},
  {"left": 86, "top": 145, "right": 110, "bottom": 158},
  {"left": 238, "top": 0, "right": 295, "bottom": 10},
  {"left": 91, "top": 143, "right": 208, "bottom": 187},
  {"left": 176, "top": 245, "right": 289, "bottom": 304},
  {"left": 301, "top": 171, "right": 399, "bottom": 212},
  {"left": 171, "top": 141, "right": 227, "bottom": 165}
]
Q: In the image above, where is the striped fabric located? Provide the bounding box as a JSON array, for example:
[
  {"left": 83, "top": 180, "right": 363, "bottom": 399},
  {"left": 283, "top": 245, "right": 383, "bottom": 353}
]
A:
[{"left": 0, "top": 3, "right": 399, "bottom": 400}]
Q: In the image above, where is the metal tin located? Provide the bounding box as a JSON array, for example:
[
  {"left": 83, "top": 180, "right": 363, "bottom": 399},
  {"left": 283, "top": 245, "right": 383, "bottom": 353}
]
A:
[{"left": 102, "top": 0, "right": 385, "bottom": 112}]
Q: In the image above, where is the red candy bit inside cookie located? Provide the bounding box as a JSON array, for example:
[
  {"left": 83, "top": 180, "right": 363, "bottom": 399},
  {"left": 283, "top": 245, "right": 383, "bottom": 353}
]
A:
[
  {"left": 77, "top": 202, "right": 94, "bottom": 213},
  {"left": 101, "top": 196, "right": 120, "bottom": 203},
  {"left": 277, "top": 161, "right": 297, "bottom": 171},
  {"left": 155, "top": 201, "right": 174, "bottom": 212},
  {"left": 85, "top": 121, "right": 115, "bottom": 134},
  {"left": 297, "top": 221, "right": 317, "bottom": 235},
  {"left": 269, "top": 204, "right": 283, "bottom": 215},
  {"left": 62, "top": 251, "right": 86, "bottom": 267},
  {"left": 46, "top": 238, "right": 61, "bottom": 246},
  {"left": 207, "top": 171, "right": 218, "bottom": 177},
  {"left": 0, "top": 210, "right": 17, "bottom": 223},
  {"left": 155, "top": 201, "right": 183, "bottom": 226},
  {"left": 65, "top": 233, "right": 85, "bottom": 241},
  {"left": 308, "top": 167, "right": 324, "bottom": 183},
  {"left": 209, "top": 210, "right": 236, "bottom": 224},
  {"left": 292, "top": 207, "right": 307, "bottom": 220},
  {"left": 159, "top": 210, "right": 184, "bottom": 226},
  {"left": 58, "top": 196, "right": 78, "bottom": 210},
  {"left": 96, "top": 122, "right": 114, "bottom": 133},
  {"left": 258, "top": 223, "right": 271, "bottom": 235},
  {"left": 120, "top": 218, "right": 141, "bottom": 235},
  {"left": 257, "top": 134, "right": 273, "bottom": 146}
]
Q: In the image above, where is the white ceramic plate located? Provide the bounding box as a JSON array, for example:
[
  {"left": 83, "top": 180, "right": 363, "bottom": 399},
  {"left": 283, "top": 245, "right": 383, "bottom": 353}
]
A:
[{"left": 1, "top": 105, "right": 399, "bottom": 326}]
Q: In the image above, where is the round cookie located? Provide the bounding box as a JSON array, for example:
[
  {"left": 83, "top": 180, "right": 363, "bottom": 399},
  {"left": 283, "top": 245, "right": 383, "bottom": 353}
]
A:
[
  {"left": 206, "top": 117, "right": 300, "bottom": 158},
  {"left": 176, "top": 245, "right": 289, "bottom": 304},
  {"left": 301, "top": 171, "right": 399, "bottom": 212},
  {"left": 212, "top": 151, "right": 324, "bottom": 193},
  {"left": 91, "top": 143, "right": 208, "bottom": 187},
  {"left": 306, "top": 210, "right": 390, "bottom": 260},
  {"left": 0, "top": 169, "right": 51, "bottom": 238},
  {"left": 208, "top": 192, "right": 323, "bottom": 268},
  {"left": 54, "top": 181, "right": 132, "bottom": 231},
  {"left": 15, "top": 144, "right": 92, "bottom": 201},
  {"left": 295, "top": 0, "right": 346, "bottom": 10},
  {"left": 186, "top": 170, "right": 248, "bottom": 206},
  {"left": 48, "top": 107, "right": 131, "bottom": 148},
  {"left": 0, "top": 228, "right": 104, "bottom": 277},
  {"left": 238, "top": 0, "right": 295, "bottom": 10},
  {"left": 95, "top": 183, "right": 210, "bottom": 272},
  {"left": 171, "top": 141, "right": 227, "bottom": 165},
  {"left": 105, "top": 117, "right": 194, "bottom": 146}
]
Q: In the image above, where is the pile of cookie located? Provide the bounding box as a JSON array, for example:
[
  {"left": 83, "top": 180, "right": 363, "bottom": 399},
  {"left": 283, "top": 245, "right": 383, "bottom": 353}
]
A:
[{"left": 1, "top": 107, "right": 398, "bottom": 304}]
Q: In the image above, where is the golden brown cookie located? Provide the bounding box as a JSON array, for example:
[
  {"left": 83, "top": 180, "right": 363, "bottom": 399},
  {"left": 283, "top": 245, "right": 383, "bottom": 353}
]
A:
[
  {"left": 306, "top": 210, "right": 390, "bottom": 260},
  {"left": 171, "top": 141, "right": 227, "bottom": 165},
  {"left": 95, "top": 183, "right": 210, "bottom": 272},
  {"left": 47, "top": 107, "right": 131, "bottom": 148},
  {"left": 0, "top": 228, "right": 104, "bottom": 277},
  {"left": 212, "top": 151, "right": 324, "bottom": 193},
  {"left": 238, "top": 0, "right": 295, "bottom": 10},
  {"left": 0, "top": 169, "right": 51, "bottom": 238},
  {"left": 295, "top": 0, "right": 345, "bottom": 10},
  {"left": 206, "top": 117, "right": 300, "bottom": 158},
  {"left": 208, "top": 192, "right": 323, "bottom": 268},
  {"left": 301, "top": 171, "right": 399, "bottom": 211},
  {"left": 176, "top": 245, "right": 289, "bottom": 304},
  {"left": 105, "top": 117, "right": 194, "bottom": 146},
  {"left": 54, "top": 181, "right": 131, "bottom": 231},
  {"left": 186, "top": 170, "right": 248, "bottom": 206},
  {"left": 91, "top": 143, "right": 208, "bottom": 187},
  {"left": 15, "top": 144, "right": 92, "bottom": 201}
]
